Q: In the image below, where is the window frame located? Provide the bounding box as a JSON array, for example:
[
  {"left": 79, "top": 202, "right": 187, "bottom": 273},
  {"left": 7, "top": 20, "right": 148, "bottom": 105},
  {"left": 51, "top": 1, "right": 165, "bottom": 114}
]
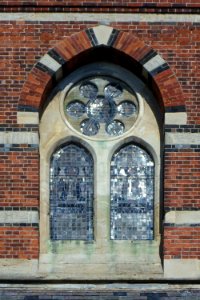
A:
[{"left": 39, "top": 62, "right": 163, "bottom": 280}]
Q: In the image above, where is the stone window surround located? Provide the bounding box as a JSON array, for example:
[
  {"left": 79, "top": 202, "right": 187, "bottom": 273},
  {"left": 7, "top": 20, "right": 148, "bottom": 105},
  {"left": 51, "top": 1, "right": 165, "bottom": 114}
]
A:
[{"left": 39, "top": 63, "right": 163, "bottom": 280}]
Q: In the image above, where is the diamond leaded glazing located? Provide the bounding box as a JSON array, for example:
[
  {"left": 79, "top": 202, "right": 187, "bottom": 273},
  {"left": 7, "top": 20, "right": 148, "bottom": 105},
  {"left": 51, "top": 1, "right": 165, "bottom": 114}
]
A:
[
  {"left": 110, "top": 144, "right": 154, "bottom": 240},
  {"left": 50, "top": 144, "right": 94, "bottom": 240},
  {"left": 64, "top": 77, "right": 138, "bottom": 138}
]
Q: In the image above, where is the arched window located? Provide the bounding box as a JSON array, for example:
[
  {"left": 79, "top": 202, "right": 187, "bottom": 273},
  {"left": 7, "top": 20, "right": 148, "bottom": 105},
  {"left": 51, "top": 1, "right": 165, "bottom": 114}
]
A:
[
  {"left": 50, "top": 143, "right": 94, "bottom": 240},
  {"left": 40, "top": 62, "right": 162, "bottom": 279},
  {"left": 110, "top": 144, "right": 154, "bottom": 240}
]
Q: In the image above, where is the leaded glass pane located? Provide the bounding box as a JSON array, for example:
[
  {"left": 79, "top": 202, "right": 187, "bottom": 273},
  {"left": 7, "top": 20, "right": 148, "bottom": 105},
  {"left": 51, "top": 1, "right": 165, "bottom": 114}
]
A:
[
  {"left": 86, "top": 96, "right": 116, "bottom": 123},
  {"left": 80, "top": 119, "right": 100, "bottom": 136},
  {"left": 106, "top": 120, "right": 125, "bottom": 136},
  {"left": 104, "top": 83, "right": 123, "bottom": 98},
  {"left": 118, "top": 101, "right": 137, "bottom": 117},
  {"left": 80, "top": 81, "right": 98, "bottom": 99},
  {"left": 64, "top": 77, "right": 138, "bottom": 139},
  {"left": 110, "top": 144, "right": 154, "bottom": 240},
  {"left": 50, "top": 144, "right": 94, "bottom": 240},
  {"left": 66, "top": 101, "right": 85, "bottom": 118}
]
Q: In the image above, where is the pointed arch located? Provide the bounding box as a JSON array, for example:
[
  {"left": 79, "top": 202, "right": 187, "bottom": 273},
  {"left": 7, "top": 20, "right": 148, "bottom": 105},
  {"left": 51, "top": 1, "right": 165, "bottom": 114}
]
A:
[
  {"left": 50, "top": 142, "right": 94, "bottom": 241},
  {"left": 18, "top": 25, "right": 186, "bottom": 120},
  {"left": 110, "top": 143, "right": 154, "bottom": 241}
]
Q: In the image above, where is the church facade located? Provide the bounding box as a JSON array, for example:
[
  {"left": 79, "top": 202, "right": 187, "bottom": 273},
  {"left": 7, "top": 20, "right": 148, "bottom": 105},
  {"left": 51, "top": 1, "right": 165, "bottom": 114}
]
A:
[{"left": 0, "top": 0, "right": 200, "bottom": 297}]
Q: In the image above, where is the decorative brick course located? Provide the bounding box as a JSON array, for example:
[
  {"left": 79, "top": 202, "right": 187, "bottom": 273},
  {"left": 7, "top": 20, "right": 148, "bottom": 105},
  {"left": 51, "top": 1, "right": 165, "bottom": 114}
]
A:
[
  {"left": 18, "top": 26, "right": 186, "bottom": 114},
  {"left": 0, "top": 1, "right": 200, "bottom": 13},
  {"left": 165, "top": 125, "right": 200, "bottom": 133}
]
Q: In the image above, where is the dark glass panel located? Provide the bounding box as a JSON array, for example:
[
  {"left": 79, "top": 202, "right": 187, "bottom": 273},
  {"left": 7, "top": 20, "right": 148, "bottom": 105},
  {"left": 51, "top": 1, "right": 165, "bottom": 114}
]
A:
[
  {"left": 110, "top": 144, "right": 154, "bottom": 240},
  {"left": 50, "top": 144, "right": 94, "bottom": 240}
]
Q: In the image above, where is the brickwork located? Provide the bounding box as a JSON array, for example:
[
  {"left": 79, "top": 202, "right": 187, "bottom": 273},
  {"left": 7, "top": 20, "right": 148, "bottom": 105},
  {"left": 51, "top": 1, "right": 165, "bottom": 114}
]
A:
[
  {"left": 0, "top": 144, "right": 39, "bottom": 259},
  {"left": 164, "top": 142, "right": 200, "bottom": 260},
  {"left": 164, "top": 225, "right": 200, "bottom": 259},
  {"left": 0, "top": 147, "right": 39, "bottom": 208},
  {"left": 0, "top": 1, "right": 200, "bottom": 14},
  {"left": 164, "top": 148, "right": 200, "bottom": 209},
  {"left": 2, "top": 21, "right": 199, "bottom": 119},
  {"left": 1, "top": 20, "right": 200, "bottom": 261},
  {"left": 0, "top": 0, "right": 200, "bottom": 282},
  {"left": 18, "top": 26, "right": 185, "bottom": 113},
  {"left": 0, "top": 226, "right": 38, "bottom": 259}
]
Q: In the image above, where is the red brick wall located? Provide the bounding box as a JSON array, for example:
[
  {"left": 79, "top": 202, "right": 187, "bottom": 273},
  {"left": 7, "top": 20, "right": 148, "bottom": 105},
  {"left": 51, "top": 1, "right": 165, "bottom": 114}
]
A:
[
  {"left": 0, "top": 148, "right": 39, "bottom": 207},
  {"left": 0, "top": 7, "right": 200, "bottom": 261},
  {"left": 164, "top": 227, "right": 200, "bottom": 259},
  {"left": 165, "top": 150, "right": 200, "bottom": 209},
  {"left": 0, "top": 227, "right": 38, "bottom": 259}
]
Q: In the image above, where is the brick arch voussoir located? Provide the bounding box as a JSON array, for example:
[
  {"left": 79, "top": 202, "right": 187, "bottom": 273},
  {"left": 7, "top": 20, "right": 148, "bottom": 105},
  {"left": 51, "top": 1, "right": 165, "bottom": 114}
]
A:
[
  {"left": 112, "top": 30, "right": 185, "bottom": 113},
  {"left": 18, "top": 30, "right": 93, "bottom": 112},
  {"left": 18, "top": 26, "right": 186, "bottom": 115}
]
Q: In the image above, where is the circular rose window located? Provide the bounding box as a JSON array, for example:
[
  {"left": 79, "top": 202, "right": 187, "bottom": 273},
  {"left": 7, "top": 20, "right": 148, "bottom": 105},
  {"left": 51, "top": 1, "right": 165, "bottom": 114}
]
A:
[{"left": 63, "top": 76, "right": 138, "bottom": 138}]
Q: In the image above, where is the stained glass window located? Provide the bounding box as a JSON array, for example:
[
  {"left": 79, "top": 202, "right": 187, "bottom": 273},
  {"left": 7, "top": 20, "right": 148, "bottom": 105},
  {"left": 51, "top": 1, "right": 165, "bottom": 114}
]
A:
[
  {"left": 50, "top": 144, "right": 94, "bottom": 240},
  {"left": 110, "top": 144, "right": 154, "bottom": 240},
  {"left": 64, "top": 77, "right": 138, "bottom": 138}
]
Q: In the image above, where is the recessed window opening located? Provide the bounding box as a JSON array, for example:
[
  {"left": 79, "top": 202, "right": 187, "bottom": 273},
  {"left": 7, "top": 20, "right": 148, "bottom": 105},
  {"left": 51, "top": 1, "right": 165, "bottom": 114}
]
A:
[
  {"left": 110, "top": 144, "right": 154, "bottom": 240},
  {"left": 50, "top": 143, "right": 94, "bottom": 241},
  {"left": 40, "top": 62, "right": 162, "bottom": 278}
]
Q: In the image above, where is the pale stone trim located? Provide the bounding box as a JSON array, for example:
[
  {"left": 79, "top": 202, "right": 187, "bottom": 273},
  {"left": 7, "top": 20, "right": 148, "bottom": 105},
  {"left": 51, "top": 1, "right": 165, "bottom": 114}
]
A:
[
  {"left": 0, "top": 132, "right": 39, "bottom": 145},
  {"left": 39, "top": 54, "right": 63, "bottom": 81},
  {"left": 143, "top": 54, "right": 166, "bottom": 73},
  {"left": 165, "top": 211, "right": 200, "bottom": 225},
  {"left": 39, "top": 261, "right": 163, "bottom": 280},
  {"left": 164, "top": 259, "right": 200, "bottom": 279},
  {"left": 92, "top": 25, "right": 113, "bottom": 45},
  {"left": 1, "top": 282, "right": 200, "bottom": 289},
  {"left": 165, "top": 112, "right": 187, "bottom": 125},
  {"left": 0, "top": 13, "right": 200, "bottom": 23},
  {"left": 0, "top": 260, "right": 38, "bottom": 280},
  {"left": 17, "top": 111, "right": 39, "bottom": 124},
  {"left": 165, "top": 133, "right": 200, "bottom": 145},
  {"left": 0, "top": 211, "right": 39, "bottom": 224},
  {"left": 39, "top": 54, "right": 61, "bottom": 72},
  {"left": 0, "top": 259, "right": 198, "bottom": 280}
]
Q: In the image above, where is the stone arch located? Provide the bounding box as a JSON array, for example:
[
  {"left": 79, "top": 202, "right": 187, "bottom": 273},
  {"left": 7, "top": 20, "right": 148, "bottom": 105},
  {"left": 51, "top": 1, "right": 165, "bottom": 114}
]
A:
[{"left": 18, "top": 25, "right": 186, "bottom": 123}]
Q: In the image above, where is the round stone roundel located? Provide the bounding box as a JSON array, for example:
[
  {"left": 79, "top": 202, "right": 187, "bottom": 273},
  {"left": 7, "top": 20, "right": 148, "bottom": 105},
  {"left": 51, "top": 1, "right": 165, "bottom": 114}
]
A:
[{"left": 63, "top": 76, "right": 138, "bottom": 139}]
